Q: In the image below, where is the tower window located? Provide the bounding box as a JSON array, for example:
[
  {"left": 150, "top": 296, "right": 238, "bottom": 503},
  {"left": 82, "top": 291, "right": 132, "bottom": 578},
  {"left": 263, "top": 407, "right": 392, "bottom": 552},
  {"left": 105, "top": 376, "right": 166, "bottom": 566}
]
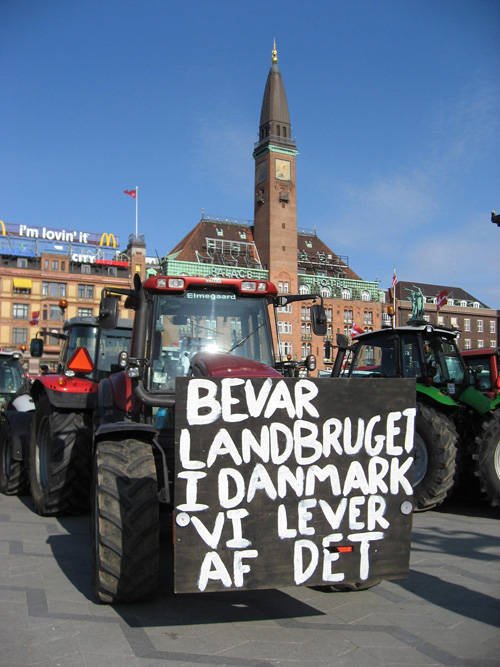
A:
[
  {"left": 276, "top": 126, "right": 280, "bottom": 137},
  {"left": 283, "top": 127, "right": 287, "bottom": 137}
]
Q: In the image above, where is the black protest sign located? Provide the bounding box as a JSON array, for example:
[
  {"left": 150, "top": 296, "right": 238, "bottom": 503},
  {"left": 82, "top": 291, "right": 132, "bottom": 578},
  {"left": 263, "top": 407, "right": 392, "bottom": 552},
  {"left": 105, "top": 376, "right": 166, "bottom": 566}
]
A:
[{"left": 174, "top": 377, "right": 415, "bottom": 594}]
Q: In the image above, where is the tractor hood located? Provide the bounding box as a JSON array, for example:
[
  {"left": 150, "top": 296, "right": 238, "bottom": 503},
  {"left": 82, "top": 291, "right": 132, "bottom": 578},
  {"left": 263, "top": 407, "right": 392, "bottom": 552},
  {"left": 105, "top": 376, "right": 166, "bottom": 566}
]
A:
[{"left": 190, "top": 352, "right": 282, "bottom": 378}]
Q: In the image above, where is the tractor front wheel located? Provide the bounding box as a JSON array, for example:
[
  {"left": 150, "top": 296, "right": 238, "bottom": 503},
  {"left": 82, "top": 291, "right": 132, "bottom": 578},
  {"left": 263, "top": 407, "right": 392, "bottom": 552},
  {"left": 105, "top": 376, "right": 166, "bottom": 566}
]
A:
[
  {"left": 474, "top": 416, "right": 500, "bottom": 508},
  {"left": 0, "top": 421, "right": 29, "bottom": 495},
  {"left": 92, "top": 439, "right": 160, "bottom": 604},
  {"left": 28, "top": 394, "right": 92, "bottom": 515},
  {"left": 413, "top": 402, "right": 458, "bottom": 511}
]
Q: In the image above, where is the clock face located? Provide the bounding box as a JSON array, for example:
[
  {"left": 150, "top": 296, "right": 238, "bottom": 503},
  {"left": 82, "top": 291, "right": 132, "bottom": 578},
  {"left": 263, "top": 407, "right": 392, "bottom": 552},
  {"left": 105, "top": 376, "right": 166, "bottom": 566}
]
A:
[{"left": 275, "top": 158, "right": 291, "bottom": 181}]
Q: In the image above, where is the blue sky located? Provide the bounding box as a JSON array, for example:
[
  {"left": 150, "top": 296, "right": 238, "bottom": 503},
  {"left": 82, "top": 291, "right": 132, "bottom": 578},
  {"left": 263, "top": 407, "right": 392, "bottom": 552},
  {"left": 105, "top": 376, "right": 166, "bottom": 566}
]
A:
[{"left": 2, "top": 0, "right": 499, "bottom": 307}]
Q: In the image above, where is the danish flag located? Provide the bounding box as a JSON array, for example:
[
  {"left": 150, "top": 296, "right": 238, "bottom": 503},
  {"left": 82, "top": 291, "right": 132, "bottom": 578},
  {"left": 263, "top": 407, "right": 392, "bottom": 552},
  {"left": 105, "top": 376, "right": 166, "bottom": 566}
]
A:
[
  {"left": 351, "top": 323, "right": 364, "bottom": 338},
  {"left": 436, "top": 289, "right": 448, "bottom": 312}
]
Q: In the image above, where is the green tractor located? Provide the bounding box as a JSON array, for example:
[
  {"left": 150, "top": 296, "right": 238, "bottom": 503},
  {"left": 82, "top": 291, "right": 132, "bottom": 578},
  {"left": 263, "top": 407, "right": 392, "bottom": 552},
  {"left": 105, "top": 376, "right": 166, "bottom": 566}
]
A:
[{"left": 332, "top": 323, "right": 500, "bottom": 511}]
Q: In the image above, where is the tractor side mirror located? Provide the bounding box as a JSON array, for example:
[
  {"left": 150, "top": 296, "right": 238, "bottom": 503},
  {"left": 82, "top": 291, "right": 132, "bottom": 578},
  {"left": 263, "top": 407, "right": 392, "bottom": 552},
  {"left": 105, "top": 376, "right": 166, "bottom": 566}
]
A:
[
  {"left": 30, "top": 338, "right": 44, "bottom": 358},
  {"left": 99, "top": 296, "right": 119, "bottom": 330},
  {"left": 305, "top": 354, "right": 316, "bottom": 372},
  {"left": 311, "top": 304, "right": 327, "bottom": 336}
]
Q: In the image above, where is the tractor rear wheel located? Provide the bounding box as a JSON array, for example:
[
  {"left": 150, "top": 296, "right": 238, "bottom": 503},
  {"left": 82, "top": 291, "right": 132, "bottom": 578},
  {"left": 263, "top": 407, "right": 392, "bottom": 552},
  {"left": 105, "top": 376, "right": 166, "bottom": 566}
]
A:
[
  {"left": 413, "top": 402, "right": 458, "bottom": 511},
  {"left": 474, "top": 415, "right": 500, "bottom": 507},
  {"left": 0, "top": 421, "right": 29, "bottom": 495},
  {"left": 28, "top": 394, "right": 92, "bottom": 515},
  {"left": 92, "top": 439, "right": 159, "bottom": 604}
]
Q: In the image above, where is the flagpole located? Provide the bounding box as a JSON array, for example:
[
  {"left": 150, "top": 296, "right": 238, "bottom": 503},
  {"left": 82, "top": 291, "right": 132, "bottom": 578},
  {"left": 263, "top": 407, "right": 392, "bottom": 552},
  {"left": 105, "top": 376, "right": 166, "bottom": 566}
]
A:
[
  {"left": 393, "top": 267, "right": 396, "bottom": 324},
  {"left": 135, "top": 186, "right": 138, "bottom": 239}
]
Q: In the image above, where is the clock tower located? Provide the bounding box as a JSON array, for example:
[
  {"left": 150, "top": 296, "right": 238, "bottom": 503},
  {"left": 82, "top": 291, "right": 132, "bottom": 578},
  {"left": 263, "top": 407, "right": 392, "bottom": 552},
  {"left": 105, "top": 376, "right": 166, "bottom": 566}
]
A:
[{"left": 253, "top": 41, "right": 299, "bottom": 290}]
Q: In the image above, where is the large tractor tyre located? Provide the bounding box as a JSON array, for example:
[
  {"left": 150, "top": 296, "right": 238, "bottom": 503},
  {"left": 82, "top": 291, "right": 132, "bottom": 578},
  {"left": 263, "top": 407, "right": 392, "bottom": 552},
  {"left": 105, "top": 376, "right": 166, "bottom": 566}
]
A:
[
  {"left": 0, "top": 421, "right": 29, "bottom": 495},
  {"left": 413, "top": 402, "right": 458, "bottom": 512},
  {"left": 92, "top": 439, "right": 160, "bottom": 604},
  {"left": 312, "top": 579, "right": 381, "bottom": 593},
  {"left": 28, "top": 394, "right": 92, "bottom": 516},
  {"left": 474, "top": 416, "right": 500, "bottom": 508}
]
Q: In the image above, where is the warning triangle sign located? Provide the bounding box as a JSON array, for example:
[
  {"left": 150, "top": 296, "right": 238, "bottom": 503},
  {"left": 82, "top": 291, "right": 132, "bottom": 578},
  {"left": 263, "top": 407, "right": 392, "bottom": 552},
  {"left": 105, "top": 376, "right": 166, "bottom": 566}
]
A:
[{"left": 67, "top": 347, "right": 94, "bottom": 374}]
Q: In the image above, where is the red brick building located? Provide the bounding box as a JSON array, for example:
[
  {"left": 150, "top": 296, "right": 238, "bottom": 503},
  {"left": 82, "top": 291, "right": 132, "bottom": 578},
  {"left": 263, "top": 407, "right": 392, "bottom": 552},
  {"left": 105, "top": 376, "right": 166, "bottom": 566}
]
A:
[{"left": 163, "top": 44, "right": 386, "bottom": 368}]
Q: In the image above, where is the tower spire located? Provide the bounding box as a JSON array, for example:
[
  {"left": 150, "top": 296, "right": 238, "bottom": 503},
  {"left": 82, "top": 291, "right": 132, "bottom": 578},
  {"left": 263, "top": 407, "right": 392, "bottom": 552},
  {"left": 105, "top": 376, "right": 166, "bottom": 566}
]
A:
[{"left": 272, "top": 38, "right": 278, "bottom": 64}]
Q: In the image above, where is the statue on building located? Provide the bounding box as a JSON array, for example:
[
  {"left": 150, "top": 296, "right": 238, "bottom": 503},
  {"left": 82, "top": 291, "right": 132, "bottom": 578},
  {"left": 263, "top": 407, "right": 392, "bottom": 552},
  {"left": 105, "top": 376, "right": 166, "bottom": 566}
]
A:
[{"left": 405, "top": 285, "right": 426, "bottom": 321}]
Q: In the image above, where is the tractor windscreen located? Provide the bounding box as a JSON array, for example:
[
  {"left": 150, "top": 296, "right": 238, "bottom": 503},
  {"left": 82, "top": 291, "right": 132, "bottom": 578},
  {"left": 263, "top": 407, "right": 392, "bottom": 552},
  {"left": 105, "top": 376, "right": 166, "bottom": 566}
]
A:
[
  {"left": 0, "top": 356, "right": 25, "bottom": 406},
  {"left": 464, "top": 355, "right": 492, "bottom": 392},
  {"left": 421, "top": 334, "right": 466, "bottom": 385},
  {"left": 349, "top": 338, "right": 398, "bottom": 378},
  {"left": 96, "top": 328, "right": 133, "bottom": 380},
  {"left": 58, "top": 325, "right": 98, "bottom": 375},
  {"left": 149, "top": 291, "right": 274, "bottom": 392}
]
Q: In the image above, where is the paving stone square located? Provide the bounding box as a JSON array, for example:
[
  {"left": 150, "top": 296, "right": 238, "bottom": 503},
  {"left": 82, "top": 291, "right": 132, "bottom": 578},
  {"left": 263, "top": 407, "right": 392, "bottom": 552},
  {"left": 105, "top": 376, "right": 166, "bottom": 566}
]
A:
[{"left": 0, "top": 492, "right": 498, "bottom": 666}]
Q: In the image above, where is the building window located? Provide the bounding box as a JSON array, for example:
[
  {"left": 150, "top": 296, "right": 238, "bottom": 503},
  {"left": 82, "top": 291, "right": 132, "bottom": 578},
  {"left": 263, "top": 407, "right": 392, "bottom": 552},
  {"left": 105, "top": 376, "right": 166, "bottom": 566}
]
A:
[
  {"left": 477, "top": 320, "right": 483, "bottom": 333},
  {"left": 460, "top": 300, "right": 467, "bottom": 307},
  {"left": 51, "top": 260, "right": 59, "bottom": 271},
  {"left": 279, "top": 342, "right": 292, "bottom": 357},
  {"left": 44, "top": 259, "right": 49, "bottom": 270},
  {"left": 43, "top": 305, "right": 63, "bottom": 321},
  {"left": 17, "top": 258, "right": 28, "bottom": 268},
  {"left": 490, "top": 321, "right": 496, "bottom": 334},
  {"left": 342, "top": 288, "right": 351, "bottom": 300},
  {"left": 478, "top": 340, "right": 484, "bottom": 348},
  {"left": 491, "top": 340, "right": 496, "bottom": 348},
  {"left": 464, "top": 339, "right": 471, "bottom": 350},
  {"left": 361, "top": 290, "right": 370, "bottom": 302},
  {"left": 451, "top": 317, "right": 458, "bottom": 328},
  {"left": 277, "top": 303, "right": 292, "bottom": 314},
  {"left": 12, "top": 327, "right": 28, "bottom": 345},
  {"left": 301, "top": 306, "right": 310, "bottom": 321},
  {"left": 473, "top": 302, "right": 480, "bottom": 308},
  {"left": 343, "top": 309, "right": 353, "bottom": 323},
  {"left": 42, "top": 282, "right": 66, "bottom": 297},
  {"left": 13, "top": 303, "right": 28, "bottom": 319},
  {"left": 325, "top": 308, "right": 333, "bottom": 322},
  {"left": 108, "top": 267, "right": 117, "bottom": 277},
  {"left": 438, "top": 316, "right": 445, "bottom": 325},
  {"left": 299, "top": 284, "right": 310, "bottom": 295},
  {"left": 464, "top": 318, "right": 470, "bottom": 332},
  {"left": 78, "top": 308, "right": 93, "bottom": 317},
  {"left": 61, "top": 261, "right": 66, "bottom": 271},
  {"left": 320, "top": 287, "right": 331, "bottom": 298},
  {"left": 81, "top": 264, "right": 91, "bottom": 274},
  {"left": 278, "top": 281, "right": 289, "bottom": 294},
  {"left": 301, "top": 322, "right": 311, "bottom": 335},
  {"left": 49, "top": 304, "right": 62, "bottom": 320},
  {"left": 78, "top": 284, "right": 94, "bottom": 299},
  {"left": 13, "top": 285, "right": 31, "bottom": 295},
  {"left": 364, "top": 311, "right": 373, "bottom": 325},
  {"left": 278, "top": 321, "right": 292, "bottom": 335},
  {"left": 301, "top": 343, "right": 312, "bottom": 358},
  {"left": 47, "top": 329, "right": 62, "bottom": 345}
]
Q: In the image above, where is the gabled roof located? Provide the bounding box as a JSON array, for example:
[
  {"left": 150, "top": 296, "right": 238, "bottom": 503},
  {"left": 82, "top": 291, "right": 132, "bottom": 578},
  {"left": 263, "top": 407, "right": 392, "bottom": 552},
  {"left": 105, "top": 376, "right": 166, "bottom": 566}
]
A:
[
  {"left": 396, "top": 280, "right": 489, "bottom": 308},
  {"left": 297, "top": 232, "right": 361, "bottom": 280},
  {"left": 167, "top": 219, "right": 261, "bottom": 269}
]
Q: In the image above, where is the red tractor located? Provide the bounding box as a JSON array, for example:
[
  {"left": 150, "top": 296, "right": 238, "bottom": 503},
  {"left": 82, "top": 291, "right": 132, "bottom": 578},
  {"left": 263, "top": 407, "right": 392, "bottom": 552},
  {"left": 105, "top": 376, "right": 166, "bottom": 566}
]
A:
[
  {"left": 26, "top": 316, "right": 132, "bottom": 515},
  {"left": 91, "top": 274, "right": 415, "bottom": 603}
]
